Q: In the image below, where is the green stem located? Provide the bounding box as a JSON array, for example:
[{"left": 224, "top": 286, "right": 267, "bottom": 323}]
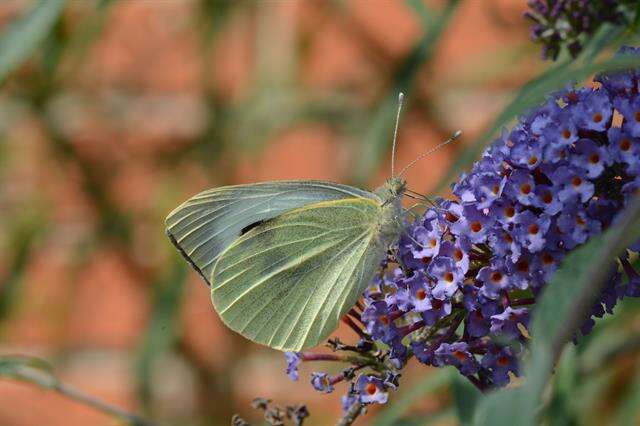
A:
[
  {"left": 54, "top": 382, "right": 156, "bottom": 426},
  {"left": 336, "top": 402, "right": 365, "bottom": 426}
]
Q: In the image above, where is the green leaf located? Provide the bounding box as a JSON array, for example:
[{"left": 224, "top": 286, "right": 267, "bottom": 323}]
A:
[
  {"left": 546, "top": 347, "right": 579, "bottom": 426},
  {"left": 373, "top": 368, "right": 450, "bottom": 426},
  {"left": 0, "top": 355, "right": 58, "bottom": 389},
  {"left": 0, "top": 216, "right": 44, "bottom": 321},
  {"left": 135, "top": 262, "right": 187, "bottom": 407},
  {"left": 473, "top": 194, "right": 640, "bottom": 426},
  {"left": 0, "top": 0, "right": 67, "bottom": 84},
  {"left": 404, "top": 0, "right": 436, "bottom": 27},
  {"left": 450, "top": 371, "right": 482, "bottom": 425}
]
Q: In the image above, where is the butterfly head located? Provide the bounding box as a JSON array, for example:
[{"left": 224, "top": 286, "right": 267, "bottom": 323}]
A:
[{"left": 377, "top": 176, "right": 406, "bottom": 203}]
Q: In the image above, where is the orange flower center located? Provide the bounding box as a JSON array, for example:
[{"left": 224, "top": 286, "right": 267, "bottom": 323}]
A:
[
  {"left": 446, "top": 211, "right": 459, "bottom": 223},
  {"left": 497, "top": 356, "right": 510, "bottom": 367},
  {"left": 366, "top": 383, "right": 377, "bottom": 395},
  {"left": 592, "top": 113, "right": 603, "bottom": 123},
  {"left": 520, "top": 183, "right": 532, "bottom": 195},
  {"left": 620, "top": 138, "right": 631, "bottom": 151},
  {"left": 444, "top": 272, "right": 454, "bottom": 283},
  {"left": 470, "top": 221, "right": 482, "bottom": 233},
  {"left": 517, "top": 260, "right": 530, "bottom": 273},
  {"left": 453, "top": 351, "right": 468, "bottom": 362},
  {"left": 454, "top": 249, "right": 463, "bottom": 261},
  {"left": 528, "top": 223, "right": 540, "bottom": 235},
  {"left": 491, "top": 272, "right": 503, "bottom": 283},
  {"left": 571, "top": 176, "right": 582, "bottom": 187}
]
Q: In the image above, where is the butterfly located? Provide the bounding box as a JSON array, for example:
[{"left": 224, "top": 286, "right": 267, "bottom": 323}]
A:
[{"left": 165, "top": 93, "right": 460, "bottom": 351}]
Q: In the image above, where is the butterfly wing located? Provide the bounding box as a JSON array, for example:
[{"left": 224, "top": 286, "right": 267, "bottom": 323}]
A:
[
  {"left": 211, "top": 197, "right": 395, "bottom": 351},
  {"left": 165, "top": 181, "right": 378, "bottom": 285}
]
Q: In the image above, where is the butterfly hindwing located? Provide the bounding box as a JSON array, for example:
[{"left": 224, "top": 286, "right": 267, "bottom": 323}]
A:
[
  {"left": 211, "top": 198, "right": 390, "bottom": 351},
  {"left": 165, "top": 181, "right": 379, "bottom": 285}
]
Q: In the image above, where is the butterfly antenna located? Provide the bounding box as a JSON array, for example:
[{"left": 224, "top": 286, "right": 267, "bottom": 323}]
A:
[
  {"left": 406, "top": 188, "right": 439, "bottom": 208},
  {"left": 390, "top": 92, "right": 405, "bottom": 177},
  {"left": 398, "top": 130, "right": 462, "bottom": 178}
]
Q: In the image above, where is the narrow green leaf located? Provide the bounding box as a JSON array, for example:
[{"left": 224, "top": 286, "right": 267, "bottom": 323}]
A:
[
  {"left": 135, "top": 262, "right": 187, "bottom": 407},
  {"left": 404, "top": 0, "right": 435, "bottom": 27},
  {"left": 578, "top": 24, "right": 625, "bottom": 63},
  {"left": 450, "top": 371, "right": 482, "bottom": 425},
  {"left": 373, "top": 368, "right": 450, "bottom": 426},
  {"left": 546, "top": 347, "right": 578, "bottom": 426},
  {"left": 0, "top": 0, "right": 67, "bottom": 84},
  {"left": 0, "top": 218, "right": 43, "bottom": 321},
  {"left": 473, "top": 194, "right": 640, "bottom": 426},
  {"left": 0, "top": 355, "right": 58, "bottom": 389}
]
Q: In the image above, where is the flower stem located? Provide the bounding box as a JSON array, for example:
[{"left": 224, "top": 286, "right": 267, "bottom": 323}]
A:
[
  {"left": 348, "top": 308, "right": 364, "bottom": 326},
  {"left": 388, "top": 309, "right": 406, "bottom": 322},
  {"left": 400, "top": 320, "right": 425, "bottom": 337},
  {"left": 300, "top": 352, "right": 345, "bottom": 362},
  {"left": 342, "top": 316, "right": 367, "bottom": 340},
  {"left": 427, "top": 312, "right": 464, "bottom": 350},
  {"left": 336, "top": 402, "right": 364, "bottom": 426}
]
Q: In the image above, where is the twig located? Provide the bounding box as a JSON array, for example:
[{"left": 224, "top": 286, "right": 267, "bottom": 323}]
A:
[
  {"left": 336, "top": 402, "right": 364, "bottom": 426},
  {"left": 464, "top": 374, "right": 486, "bottom": 394},
  {"left": 342, "top": 316, "right": 367, "bottom": 340},
  {"left": 55, "top": 382, "right": 156, "bottom": 426}
]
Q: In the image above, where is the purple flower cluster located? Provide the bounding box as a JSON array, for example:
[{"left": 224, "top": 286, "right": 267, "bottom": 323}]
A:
[
  {"left": 361, "top": 46, "right": 640, "bottom": 388},
  {"left": 524, "top": 0, "right": 633, "bottom": 60},
  {"left": 284, "top": 47, "right": 640, "bottom": 409}
]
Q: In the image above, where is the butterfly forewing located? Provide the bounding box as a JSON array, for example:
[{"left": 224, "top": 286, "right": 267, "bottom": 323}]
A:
[
  {"left": 211, "top": 198, "right": 390, "bottom": 351},
  {"left": 165, "top": 181, "right": 379, "bottom": 285}
]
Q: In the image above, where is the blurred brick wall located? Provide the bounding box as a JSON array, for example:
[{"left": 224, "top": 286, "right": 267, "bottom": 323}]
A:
[{"left": 0, "top": 1, "right": 534, "bottom": 425}]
